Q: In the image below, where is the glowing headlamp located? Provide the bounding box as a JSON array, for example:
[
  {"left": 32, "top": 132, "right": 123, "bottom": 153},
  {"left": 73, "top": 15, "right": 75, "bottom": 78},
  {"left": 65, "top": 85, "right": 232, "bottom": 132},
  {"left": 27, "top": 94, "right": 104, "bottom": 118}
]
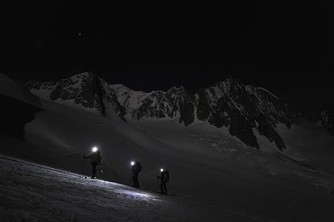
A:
[
  {"left": 92, "top": 147, "right": 98, "bottom": 152},
  {"left": 131, "top": 161, "right": 135, "bottom": 166},
  {"left": 160, "top": 168, "right": 164, "bottom": 172}
]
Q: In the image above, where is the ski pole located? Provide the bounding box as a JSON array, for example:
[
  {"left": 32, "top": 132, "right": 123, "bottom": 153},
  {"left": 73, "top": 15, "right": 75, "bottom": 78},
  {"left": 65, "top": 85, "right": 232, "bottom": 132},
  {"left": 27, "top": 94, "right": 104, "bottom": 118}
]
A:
[{"left": 99, "top": 164, "right": 104, "bottom": 173}]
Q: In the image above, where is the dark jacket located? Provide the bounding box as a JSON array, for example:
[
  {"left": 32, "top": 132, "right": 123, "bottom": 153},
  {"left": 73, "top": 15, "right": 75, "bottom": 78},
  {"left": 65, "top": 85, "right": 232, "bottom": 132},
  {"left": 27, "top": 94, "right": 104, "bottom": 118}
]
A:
[
  {"left": 158, "top": 171, "right": 169, "bottom": 183},
  {"left": 84, "top": 151, "right": 102, "bottom": 164},
  {"left": 132, "top": 162, "right": 142, "bottom": 173}
]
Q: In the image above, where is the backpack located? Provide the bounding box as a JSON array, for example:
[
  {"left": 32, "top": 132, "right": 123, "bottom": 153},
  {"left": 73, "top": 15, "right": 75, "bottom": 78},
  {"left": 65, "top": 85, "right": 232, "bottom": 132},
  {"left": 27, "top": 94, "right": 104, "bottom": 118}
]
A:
[
  {"left": 164, "top": 171, "right": 170, "bottom": 183},
  {"left": 96, "top": 152, "right": 103, "bottom": 164},
  {"left": 134, "top": 161, "right": 142, "bottom": 172}
]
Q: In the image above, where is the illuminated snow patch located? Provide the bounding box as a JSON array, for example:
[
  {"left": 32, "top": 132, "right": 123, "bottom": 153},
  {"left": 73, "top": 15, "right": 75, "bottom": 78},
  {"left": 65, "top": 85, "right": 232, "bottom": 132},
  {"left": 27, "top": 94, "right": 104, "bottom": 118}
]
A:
[{"left": 122, "top": 190, "right": 157, "bottom": 200}]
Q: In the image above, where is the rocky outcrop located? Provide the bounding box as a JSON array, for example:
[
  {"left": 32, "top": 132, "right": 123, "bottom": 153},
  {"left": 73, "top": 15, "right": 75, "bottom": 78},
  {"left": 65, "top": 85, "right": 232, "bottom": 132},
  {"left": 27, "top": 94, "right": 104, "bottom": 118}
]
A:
[
  {"left": 319, "top": 110, "right": 334, "bottom": 134},
  {"left": 24, "top": 72, "right": 125, "bottom": 120}
]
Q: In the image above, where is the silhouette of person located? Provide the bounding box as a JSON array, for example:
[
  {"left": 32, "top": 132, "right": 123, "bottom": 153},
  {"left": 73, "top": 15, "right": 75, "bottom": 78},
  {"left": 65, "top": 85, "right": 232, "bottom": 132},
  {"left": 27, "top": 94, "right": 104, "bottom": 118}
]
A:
[
  {"left": 131, "top": 161, "right": 142, "bottom": 188},
  {"left": 84, "top": 147, "right": 102, "bottom": 179},
  {"left": 157, "top": 168, "right": 169, "bottom": 194}
]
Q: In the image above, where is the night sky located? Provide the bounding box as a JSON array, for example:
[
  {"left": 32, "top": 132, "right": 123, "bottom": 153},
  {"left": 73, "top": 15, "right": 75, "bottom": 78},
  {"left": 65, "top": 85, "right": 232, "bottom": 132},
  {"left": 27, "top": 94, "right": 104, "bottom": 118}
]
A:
[{"left": 1, "top": 1, "right": 334, "bottom": 111}]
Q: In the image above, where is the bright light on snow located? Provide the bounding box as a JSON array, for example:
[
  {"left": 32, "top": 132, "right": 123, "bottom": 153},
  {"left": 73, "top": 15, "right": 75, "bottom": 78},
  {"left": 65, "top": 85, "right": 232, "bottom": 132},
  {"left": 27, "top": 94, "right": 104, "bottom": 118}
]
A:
[{"left": 122, "top": 190, "right": 154, "bottom": 200}]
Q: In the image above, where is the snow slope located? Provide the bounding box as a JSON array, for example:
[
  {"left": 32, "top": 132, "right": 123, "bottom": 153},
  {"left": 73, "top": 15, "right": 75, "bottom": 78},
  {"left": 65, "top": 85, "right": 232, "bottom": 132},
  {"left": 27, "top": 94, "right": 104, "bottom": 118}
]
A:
[
  {"left": 1, "top": 73, "right": 334, "bottom": 221},
  {"left": 0, "top": 155, "right": 220, "bottom": 222}
]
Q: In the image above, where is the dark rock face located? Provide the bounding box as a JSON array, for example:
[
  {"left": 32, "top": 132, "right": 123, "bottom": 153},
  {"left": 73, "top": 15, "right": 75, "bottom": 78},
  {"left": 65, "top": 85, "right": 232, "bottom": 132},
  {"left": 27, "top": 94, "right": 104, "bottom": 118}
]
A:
[
  {"left": 319, "top": 110, "right": 334, "bottom": 134},
  {"left": 134, "top": 87, "right": 187, "bottom": 120},
  {"left": 176, "top": 79, "right": 294, "bottom": 150},
  {"left": 197, "top": 88, "right": 211, "bottom": 121},
  {"left": 25, "top": 74, "right": 296, "bottom": 151},
  {"left": 24, "top": 72, "right": 125, "bottom": 120},
  {"left": 48, "top": 73, "right": 103, "bottom": 111},
  {"left": 100, "top": 81, "right": 126, "bottom": 121},
  {"left": 179, "top": 95, "right": 195, "bottom": 126},
  {"left": 120, "top": 78, "right": 295, "bottom": 151}
]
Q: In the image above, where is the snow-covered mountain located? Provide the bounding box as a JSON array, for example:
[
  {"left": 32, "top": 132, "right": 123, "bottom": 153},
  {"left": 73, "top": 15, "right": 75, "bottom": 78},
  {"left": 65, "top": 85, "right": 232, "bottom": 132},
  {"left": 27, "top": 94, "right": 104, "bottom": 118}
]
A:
[
  {"left": 24, "top": 72, "right": 126, "bottom": 120},
  {"left": 2, "top": 72, "right": 334, "bottom": 221},
  {"left": 24, "top": 72, "right": 295, "bottom": 151}
]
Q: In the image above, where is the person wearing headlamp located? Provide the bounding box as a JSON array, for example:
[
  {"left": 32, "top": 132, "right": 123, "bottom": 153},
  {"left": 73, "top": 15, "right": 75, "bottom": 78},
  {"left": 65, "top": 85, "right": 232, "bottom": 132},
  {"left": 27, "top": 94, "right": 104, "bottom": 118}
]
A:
[
  {"left": 130, "top": 161, "right": 142, "bottom": 188},
  {"left": 83, "top": 146, "right": 103, "bottom": 179},
  {"left": 157, "top": 168, "right": 170, "bottom": 194}
]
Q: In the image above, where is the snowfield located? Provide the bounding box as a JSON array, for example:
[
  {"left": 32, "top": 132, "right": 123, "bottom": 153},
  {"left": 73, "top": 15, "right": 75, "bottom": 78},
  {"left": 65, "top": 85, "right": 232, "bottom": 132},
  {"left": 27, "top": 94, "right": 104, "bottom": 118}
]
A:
[{"left": 1, "top": 73, "right": 334, "bottom": 221}]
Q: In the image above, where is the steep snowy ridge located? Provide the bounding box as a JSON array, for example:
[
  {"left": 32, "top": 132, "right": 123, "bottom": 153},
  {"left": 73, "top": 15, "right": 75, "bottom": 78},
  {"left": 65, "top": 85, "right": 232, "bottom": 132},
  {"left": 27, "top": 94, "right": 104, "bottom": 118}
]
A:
[
  {"left": 134, "top": 87, "right": 188, "bottom": 120},
  {"left": 24, "top": 72, "right": 125, "bottom": 119},
  {"left": 110, "top": 84, "right": 147, "bottom": 111},
  {"left": 24, "top": 73, "right": 295, "bottom": 150},
  {"left": 110, "top": 84, "right": 188, "bottom": 120},
  {"left": 195, "top": 79, "right": 294, "bottom": 150}
]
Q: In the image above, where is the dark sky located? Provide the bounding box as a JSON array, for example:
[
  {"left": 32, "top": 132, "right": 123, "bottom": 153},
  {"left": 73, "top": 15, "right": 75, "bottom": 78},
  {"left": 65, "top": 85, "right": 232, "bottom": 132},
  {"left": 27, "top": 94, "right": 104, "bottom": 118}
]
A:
[{"left": 1, "top": 1, "right": 334, "bottom": 111}]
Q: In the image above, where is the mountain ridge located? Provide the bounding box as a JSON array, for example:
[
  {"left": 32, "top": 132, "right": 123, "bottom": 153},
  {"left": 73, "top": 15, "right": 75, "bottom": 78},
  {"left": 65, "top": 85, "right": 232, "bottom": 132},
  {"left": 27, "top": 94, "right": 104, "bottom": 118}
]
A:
[{"left": 23, "top": 72, "right": 296, "bottom": 151}]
